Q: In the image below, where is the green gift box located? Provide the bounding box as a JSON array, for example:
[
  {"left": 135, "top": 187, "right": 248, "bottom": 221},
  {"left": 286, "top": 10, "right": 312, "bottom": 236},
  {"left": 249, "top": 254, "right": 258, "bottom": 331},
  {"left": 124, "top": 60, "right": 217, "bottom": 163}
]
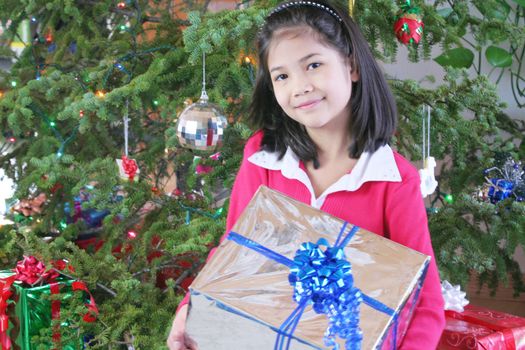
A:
[{"left": 0, "top": 271, "right": 86, "bottom": 350}]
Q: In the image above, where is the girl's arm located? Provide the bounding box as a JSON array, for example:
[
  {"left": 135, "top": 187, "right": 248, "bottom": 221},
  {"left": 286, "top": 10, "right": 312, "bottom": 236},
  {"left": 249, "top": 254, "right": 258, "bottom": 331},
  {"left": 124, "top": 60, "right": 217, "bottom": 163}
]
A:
[{"left": 385, "top": 172, "right": 445, "bottom": 349}]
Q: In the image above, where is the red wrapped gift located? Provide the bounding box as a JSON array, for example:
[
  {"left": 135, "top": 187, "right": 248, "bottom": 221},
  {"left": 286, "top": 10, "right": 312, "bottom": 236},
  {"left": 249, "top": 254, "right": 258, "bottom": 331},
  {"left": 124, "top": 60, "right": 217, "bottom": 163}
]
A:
[{"left": 438, "top": 304, "right": 525, "bottom": 350}]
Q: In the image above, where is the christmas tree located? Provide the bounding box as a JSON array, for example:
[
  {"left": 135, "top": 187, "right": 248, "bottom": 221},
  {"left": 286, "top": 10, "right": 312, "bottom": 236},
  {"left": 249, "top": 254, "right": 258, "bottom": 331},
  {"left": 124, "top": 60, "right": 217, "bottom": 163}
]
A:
[{"left": 0, "top": 0, "right": 523, "bottom": 348}]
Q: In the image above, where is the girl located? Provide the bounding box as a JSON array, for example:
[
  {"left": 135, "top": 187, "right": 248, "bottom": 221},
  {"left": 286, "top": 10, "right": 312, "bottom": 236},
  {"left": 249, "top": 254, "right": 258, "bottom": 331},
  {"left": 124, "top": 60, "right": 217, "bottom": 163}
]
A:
[{"left": 168, "top": 1, "right": 445, "bottom": 349}]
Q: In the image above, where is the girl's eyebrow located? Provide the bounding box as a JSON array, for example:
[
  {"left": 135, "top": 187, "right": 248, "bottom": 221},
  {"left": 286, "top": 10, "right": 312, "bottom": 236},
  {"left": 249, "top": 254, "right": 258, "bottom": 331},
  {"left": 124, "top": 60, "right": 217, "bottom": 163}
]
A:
[{"left": 269, "top": 53, "right": 321, "bottom": 73}]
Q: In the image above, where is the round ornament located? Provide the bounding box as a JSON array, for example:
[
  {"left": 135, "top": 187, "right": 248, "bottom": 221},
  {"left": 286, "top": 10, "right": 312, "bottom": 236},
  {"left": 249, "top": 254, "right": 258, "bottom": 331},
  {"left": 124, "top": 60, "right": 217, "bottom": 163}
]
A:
[
  {"left": 394, "top": 13, "right": 423, "bottom": 44},
  {"left": 176, "top": 91, "right": 227, "bottom": 151},
  {"left": 393, "top": 1, "right": 424, "bottom": 45}
]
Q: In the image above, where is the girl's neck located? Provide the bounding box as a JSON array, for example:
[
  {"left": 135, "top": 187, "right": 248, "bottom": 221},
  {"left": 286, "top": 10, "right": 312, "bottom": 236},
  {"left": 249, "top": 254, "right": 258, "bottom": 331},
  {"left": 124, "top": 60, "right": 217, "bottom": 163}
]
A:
[{"left": 306, "top": 127, "right": 351, "bottom": 165}]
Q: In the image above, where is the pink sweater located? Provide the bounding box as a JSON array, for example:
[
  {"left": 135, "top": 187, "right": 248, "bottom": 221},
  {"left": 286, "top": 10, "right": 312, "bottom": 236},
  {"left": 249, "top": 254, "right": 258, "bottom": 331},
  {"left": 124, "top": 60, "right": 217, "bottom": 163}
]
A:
[{"left": 180, "top": 130, "right": 445, "bottom": 349}]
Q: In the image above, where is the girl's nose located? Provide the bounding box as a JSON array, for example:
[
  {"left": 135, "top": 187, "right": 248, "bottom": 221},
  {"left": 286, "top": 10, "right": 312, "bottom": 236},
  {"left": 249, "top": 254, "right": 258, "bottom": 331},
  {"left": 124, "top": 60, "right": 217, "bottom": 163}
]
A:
[{"left": 293, "top": 75, "right": 313, "bottom": 96}]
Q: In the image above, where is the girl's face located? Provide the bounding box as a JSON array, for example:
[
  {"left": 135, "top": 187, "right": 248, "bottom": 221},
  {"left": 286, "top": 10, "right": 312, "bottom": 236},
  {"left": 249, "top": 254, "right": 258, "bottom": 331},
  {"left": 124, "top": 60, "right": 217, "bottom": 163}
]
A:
[{"left": 267, "top": 27, "right": 359, "bottom": 133}]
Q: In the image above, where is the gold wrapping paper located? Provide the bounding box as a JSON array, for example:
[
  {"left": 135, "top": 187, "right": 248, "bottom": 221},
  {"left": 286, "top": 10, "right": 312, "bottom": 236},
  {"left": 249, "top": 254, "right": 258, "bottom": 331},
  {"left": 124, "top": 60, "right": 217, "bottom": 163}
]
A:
[{"left": 187, "top": 186, "right": 429, "bottom": 349}]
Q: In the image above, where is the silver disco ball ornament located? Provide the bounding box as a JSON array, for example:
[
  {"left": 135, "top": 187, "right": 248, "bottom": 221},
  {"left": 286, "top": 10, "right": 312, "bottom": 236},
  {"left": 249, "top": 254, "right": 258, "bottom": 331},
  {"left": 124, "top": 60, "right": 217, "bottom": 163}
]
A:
[{"left": 176, "top": 91, "right": 228, "bottom": 151}]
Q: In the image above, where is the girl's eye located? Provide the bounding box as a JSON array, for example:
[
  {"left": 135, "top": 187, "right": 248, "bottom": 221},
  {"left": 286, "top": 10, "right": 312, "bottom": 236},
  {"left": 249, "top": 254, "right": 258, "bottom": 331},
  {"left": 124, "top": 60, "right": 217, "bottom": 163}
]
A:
[
  {"left": 274, "top": 74, "right": 287, "bottom": 82},
  {"left": 307, "top": 62, "right": 321, "bottom": 70}
]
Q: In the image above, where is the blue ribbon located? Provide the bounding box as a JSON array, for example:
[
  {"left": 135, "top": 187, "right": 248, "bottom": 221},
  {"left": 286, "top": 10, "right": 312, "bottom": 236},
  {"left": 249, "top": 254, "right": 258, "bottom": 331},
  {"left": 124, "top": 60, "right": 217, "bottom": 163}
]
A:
[
  {"left": 227, "top": 223, "right": 398, "bottom": 350},
  {"left": 488, "top": 178, "right": 514, "bottom": 203}
]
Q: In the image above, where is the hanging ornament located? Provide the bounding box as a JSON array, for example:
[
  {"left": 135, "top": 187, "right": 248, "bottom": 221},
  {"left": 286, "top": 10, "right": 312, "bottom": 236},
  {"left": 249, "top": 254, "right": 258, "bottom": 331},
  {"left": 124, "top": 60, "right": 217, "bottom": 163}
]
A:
[
  {"left": 393, "top": 0, "right": 424, "bottom": 45},
  {"left": 176, "top": 53, "right": 228, "bottom": 151},
  {"left": 118, "top": 155, "right": 139, "bottom": 182},
  {"left": 419, "top": 105, "right": 438, "bottom": 198},
  {"left": 483, "top": 157, "right": 525, "bottom": 203},
  {"left": 116, "top": 100, "right": 140, "bottom": 182}
]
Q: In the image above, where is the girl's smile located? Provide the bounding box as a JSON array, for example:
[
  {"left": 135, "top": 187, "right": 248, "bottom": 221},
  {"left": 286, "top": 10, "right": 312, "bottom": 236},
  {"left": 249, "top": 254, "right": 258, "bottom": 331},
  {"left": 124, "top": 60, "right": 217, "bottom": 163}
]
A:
[{"left": 295, "top": 98, "right": 324, "bottom": 109}]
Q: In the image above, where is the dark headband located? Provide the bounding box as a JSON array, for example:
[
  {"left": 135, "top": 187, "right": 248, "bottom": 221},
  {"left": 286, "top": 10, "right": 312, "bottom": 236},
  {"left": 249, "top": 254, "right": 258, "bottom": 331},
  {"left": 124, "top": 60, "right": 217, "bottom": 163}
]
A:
[{"left": 268, "top": 1, "right": 343, "bottom": 23}]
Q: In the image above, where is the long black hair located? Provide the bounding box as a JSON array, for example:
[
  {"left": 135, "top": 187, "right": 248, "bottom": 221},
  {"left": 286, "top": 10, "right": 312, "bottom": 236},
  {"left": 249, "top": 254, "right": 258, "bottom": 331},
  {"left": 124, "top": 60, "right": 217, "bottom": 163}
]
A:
[{"left": 248, "top": 0, "right": 397, "bottom": 167}]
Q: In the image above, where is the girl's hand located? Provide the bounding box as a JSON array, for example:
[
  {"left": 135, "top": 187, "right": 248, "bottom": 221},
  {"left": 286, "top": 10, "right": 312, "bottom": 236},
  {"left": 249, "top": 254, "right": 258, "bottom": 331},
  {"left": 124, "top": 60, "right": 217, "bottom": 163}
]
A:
[{"left": 167, "top": 305, "right": 198, "bottom": 350}]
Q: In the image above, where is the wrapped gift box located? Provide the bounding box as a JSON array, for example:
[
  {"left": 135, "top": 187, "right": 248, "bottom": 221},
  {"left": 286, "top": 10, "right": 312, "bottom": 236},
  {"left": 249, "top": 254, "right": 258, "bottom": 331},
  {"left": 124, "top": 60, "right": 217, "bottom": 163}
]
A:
[
  {"left": 186, "top": 186, "right": 430, "bottom": 349},
  {"left": 0, "top": 270, "right": 91, "bottom": 350},
  {"left": 438, "top": 304, "right": 525, "bottom": 350}
]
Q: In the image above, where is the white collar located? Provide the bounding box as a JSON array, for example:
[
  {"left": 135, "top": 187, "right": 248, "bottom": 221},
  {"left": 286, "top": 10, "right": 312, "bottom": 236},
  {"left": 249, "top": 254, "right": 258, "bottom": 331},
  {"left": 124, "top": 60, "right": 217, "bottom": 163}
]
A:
[{"left": 248, "top": 144, "right": 401, "bottom": 208}]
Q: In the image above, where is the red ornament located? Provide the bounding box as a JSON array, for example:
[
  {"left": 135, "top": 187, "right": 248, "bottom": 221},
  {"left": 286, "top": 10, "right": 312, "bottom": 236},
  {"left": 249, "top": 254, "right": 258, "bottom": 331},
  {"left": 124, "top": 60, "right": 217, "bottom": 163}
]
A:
[
  {"left": 117, "top": 1, "right": 126, "bottom": 9},
  {"left": 8, "top": 137, "right": 15, "bottom": 143},
  {"left": 79, "top": 110, "right": 84, "bottom": 117},
  {"left": 394, "top": 13, "right": 424, "bottom": 45},
  {"left": 121, "top": 155, "right": 138, "bottom": 182}
]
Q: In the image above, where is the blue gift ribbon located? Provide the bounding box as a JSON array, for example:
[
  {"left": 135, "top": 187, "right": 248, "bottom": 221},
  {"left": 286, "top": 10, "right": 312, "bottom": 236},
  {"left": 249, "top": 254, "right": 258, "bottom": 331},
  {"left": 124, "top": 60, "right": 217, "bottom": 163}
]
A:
[
  {"left": 488, "top": 178, "right": 514, "bottom": 203},
  {"left": 227, "top": 223, "right": 398, "bottom": 350}
]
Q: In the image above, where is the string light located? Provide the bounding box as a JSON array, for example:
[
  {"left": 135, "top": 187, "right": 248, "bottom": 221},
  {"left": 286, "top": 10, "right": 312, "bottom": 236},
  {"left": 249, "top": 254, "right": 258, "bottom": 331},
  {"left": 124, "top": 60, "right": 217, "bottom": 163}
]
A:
[
  {"left": 45, "top": 32, "right": 53, "bottom": 44},
  {"left": 153, "top": 100, "right": 159, "bottom": 106},
  {"left": 0, "top": 91, "right": 4, "bottom": 98},
  {"left": 8, "top": 137, "right": 16, "bottom": 143},
  {"left": 444, "top": 194, "right": 454, "bottom": 203},
  {"left": 49, "top": 121, "right": 56, "bottom": 127},
  {"left": 79, "top": 110, "right": 84, "bottom": 117},
  {"left": 96, "top": 90, "right": 106, "bottom": 98},
  {"left": 127, "top": 230, "right": 137, "bottom": 239},
  {"left": 117, "top": 1, "right": 126, "bottom": 9},
  {"left": 57, "top": 151, "right": 63, "bottom": 158},
  {"left": 119, "top": 24, "right": 128, "bottom": 31},
  {"left": 243, "top": 56, "right": 252, "bottom": 64},
  {"left": 10, "top": 81, "right": 17, "bottom": 87},
  {"left": 30, "top": 17, "right": 37, "bottom": 23}
]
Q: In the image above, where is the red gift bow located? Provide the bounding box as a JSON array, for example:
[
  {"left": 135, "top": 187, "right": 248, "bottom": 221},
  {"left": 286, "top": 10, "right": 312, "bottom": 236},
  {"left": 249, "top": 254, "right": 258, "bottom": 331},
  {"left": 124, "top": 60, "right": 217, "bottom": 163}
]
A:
[
  {"left": 445, "top": 306, "right": 524, "bottom": 350},
  {"left": 0, "top": 257, "right": 98, "bottom": 350},
  {"left": 14, "top": 255, "right": 59, "bottom": 286},
  {"left": 121, "top": 155, "right": 138, "bottom": 182}
]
